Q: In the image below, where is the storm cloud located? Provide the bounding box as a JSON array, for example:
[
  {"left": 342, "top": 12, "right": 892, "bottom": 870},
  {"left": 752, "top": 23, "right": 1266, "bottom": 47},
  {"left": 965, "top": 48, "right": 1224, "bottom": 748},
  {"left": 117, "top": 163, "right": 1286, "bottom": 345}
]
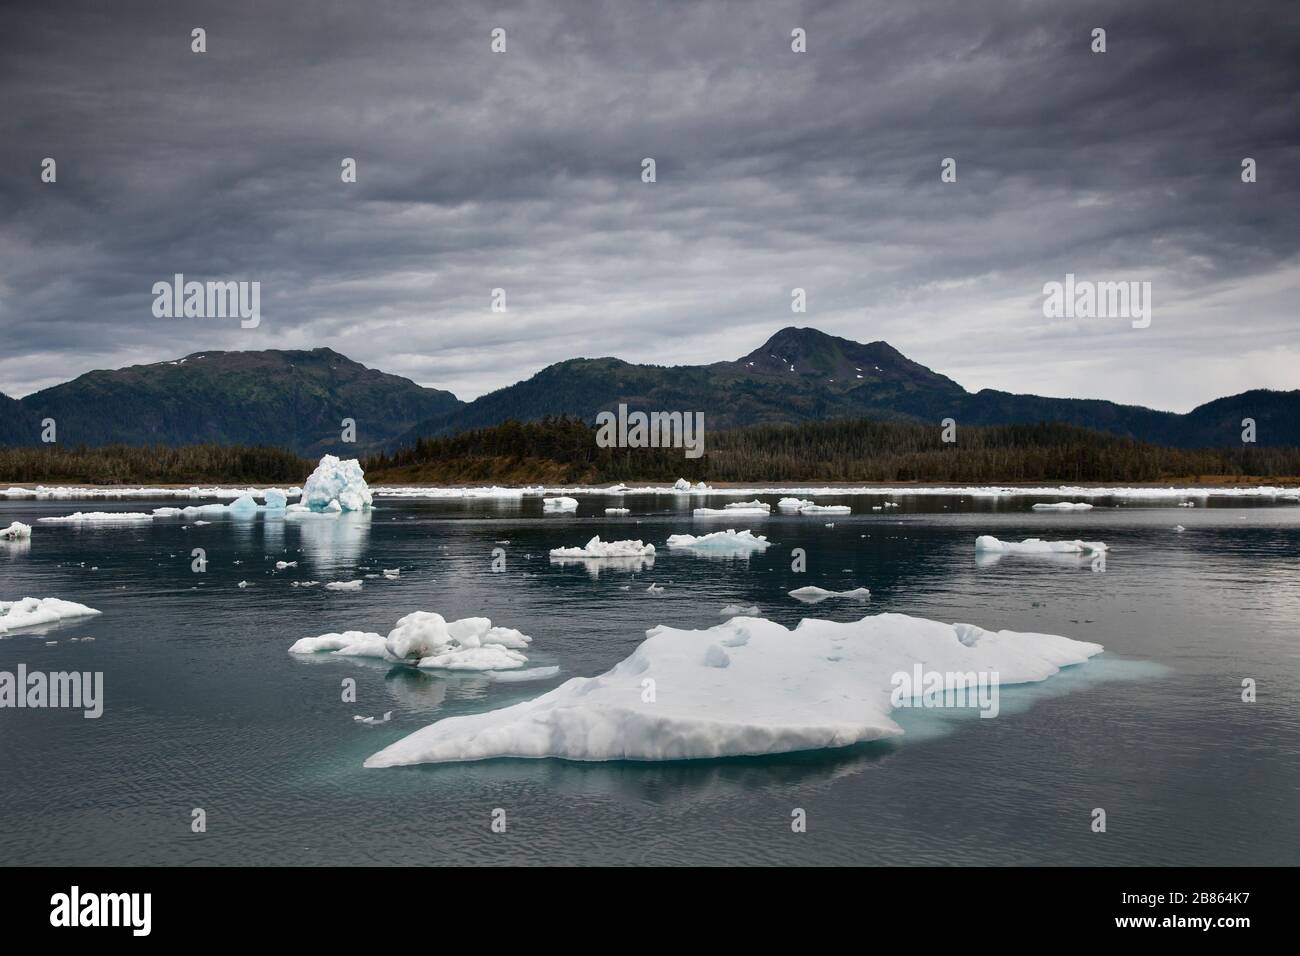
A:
[{"left": 1, "top": 0, "right": 1297, "bottom": 411}]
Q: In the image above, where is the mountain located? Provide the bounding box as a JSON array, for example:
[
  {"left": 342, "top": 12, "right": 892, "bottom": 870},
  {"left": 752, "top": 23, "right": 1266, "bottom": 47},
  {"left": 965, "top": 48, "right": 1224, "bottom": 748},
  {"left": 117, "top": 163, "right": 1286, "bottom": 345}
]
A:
[
  {"left": 396, "top": 327, "right": 1300, "bottom": 449},
  {"left": 9, "top": 349, "right": 461, "bottom": 456},
  {"left": 0, "top": 392, "right": 39, "bottom": 445}
]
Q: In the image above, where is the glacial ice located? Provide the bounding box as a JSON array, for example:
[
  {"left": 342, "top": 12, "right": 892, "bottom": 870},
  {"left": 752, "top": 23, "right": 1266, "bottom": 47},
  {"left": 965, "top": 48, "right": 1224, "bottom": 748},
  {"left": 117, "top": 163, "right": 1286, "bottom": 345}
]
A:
[
  {"left": 720, "top": 604, "right": 760, "bottom": 617},
  {"left": 543, "top": 496, "right": 579, "bottom": 512},
  {"left": 1032, "top": 502, "right": 1094, "bottom": 511},
  {"left": 975, "top": 536, "right": 1108, "bottom": 554},
  {"left": 1, "top": 521, "right": 31, "bottom": 539},
  {"left": 363, "top": 613, "right": 1103, "bottom": 766},
  {"left": 290, "top": 611, "right": 534, "bottom": 672},
  {"left": 301, "top": 455, "right": 373, "bottom": 512},
  {"left": 325, "top": 579, "right": 363, "bottom": 591},
  {"left": 667, "top": 529, "right": 771, "bottom": 553},
  {"left": 789, "top": 585, "right": 872, "bottom": 603},
  {"left": 549, "top": 537, "right": 655, "bottom": 558},
  {"left": 37, "top": 512, "right": 154, "bottom": 525},
  {"left": 0, "top": 597, "right": 102, "bottom": 636}
]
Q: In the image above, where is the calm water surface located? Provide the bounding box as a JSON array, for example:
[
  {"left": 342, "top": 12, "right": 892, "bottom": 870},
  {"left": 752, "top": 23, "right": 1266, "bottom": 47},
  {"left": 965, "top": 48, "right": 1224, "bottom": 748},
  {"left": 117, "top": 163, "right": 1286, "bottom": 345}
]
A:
[{"left": 1, "top": 491, "right": 1297, "bottom": 865}]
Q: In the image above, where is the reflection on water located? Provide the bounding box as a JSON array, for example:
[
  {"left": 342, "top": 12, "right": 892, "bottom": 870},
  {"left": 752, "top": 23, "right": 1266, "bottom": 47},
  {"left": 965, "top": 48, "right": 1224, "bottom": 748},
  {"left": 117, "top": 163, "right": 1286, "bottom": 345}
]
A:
[{"left": 295, "top": 512, "right": 372, "bottom": 573}]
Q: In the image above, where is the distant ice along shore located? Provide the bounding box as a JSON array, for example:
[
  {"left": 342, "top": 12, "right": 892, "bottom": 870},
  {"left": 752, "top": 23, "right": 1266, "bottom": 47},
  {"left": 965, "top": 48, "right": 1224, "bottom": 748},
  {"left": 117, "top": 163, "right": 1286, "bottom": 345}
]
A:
[{"left": 6, "top": 482, "right": 1298, "bottom": 502}]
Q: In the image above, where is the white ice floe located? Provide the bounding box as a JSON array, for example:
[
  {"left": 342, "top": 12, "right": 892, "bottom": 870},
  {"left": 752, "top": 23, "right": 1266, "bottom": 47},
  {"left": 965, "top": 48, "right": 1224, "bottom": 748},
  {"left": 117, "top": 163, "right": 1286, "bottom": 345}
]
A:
[
  {"left": 37, "top": 511, "right": 154, "bottom": 525},
  {"left": 975, "top": 536, "right": 1108, "bottom": 554},
  {"left": 1, "top": 521, "right": 31, "bottom": 539},
  {"left": 549, "top": 537, "right": 655, "bottom": 559},
  {"left": 1032, "top": 502, "right": 1094, "bottom": 511},
  {"left": 354, "top": 711, "right": 393, "bottom": 725},
  {"left": 694, "top": 502, "right": 771, "bottom": 516},
  {"left": 264, "top": 489, "right": 288, "bottom": 510},
  {"left": 382, "top": 568, "right": 400, "bottom": 579},
  {"left": 789, "top": 585, "right": 872, "bottom": 603},
  {"left": 667, "top": 529, "right": 771, "bottom": 553},
  {"left": 291, "top": 612, "right": 533, "bottom": 672},
  {"left": 0, "top": 597, "right": 101, "bottom": 636},
  {"left": 1174, "top": 525, "right": 1186, "bottom": 532},
  {"left": 364, "top": 612, "right": 1103, "bottom": 766},
  {"left": 605, "top": 507, "right": 630, "bottom": 515},
  {"left": 1, "top": 484, "right": 302, "bottom": 501},
  {"left": 645, "top": 583, "right": 665, "bottom": 594},
  {"left": 543, "top": 496, "right": 579, "bottom": 512},
  {"left": 487, "top": 666, "right": 561, "bottom": 682},
  {"left": 672, "top": 478, "right": 712, "bottom": 493},
  {"left": 274, "top": 561, "right": 298, "bottom": 570},
  {"left": 325, "top": 579, "right": 363, "bottom": 591},
  {"left": 798, "top": 503, "right": 851, "bottom": 514},
  {"left": 778, "top": 497, "right": 813, "bottom": 510},
  {"left": 720, "top": 604, "right": 760, "bottom": 617},
  {"left": 301, "top": 455, "right": 372, "bottom": 512}
]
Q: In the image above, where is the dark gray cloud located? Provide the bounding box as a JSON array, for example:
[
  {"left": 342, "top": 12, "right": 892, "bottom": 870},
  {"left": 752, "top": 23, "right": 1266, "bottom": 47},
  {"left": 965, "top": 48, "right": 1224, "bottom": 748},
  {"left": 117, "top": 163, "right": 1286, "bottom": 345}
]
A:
[{"left": 1, "top": 0, "right": 1298, "bottom": 411}]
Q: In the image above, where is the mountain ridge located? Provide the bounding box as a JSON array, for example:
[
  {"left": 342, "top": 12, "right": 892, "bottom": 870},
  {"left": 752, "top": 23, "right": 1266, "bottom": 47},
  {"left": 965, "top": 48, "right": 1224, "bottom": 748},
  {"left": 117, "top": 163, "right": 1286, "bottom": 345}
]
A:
[{"left": 4, "top": 329, "right": 1298, "bottom": 453}]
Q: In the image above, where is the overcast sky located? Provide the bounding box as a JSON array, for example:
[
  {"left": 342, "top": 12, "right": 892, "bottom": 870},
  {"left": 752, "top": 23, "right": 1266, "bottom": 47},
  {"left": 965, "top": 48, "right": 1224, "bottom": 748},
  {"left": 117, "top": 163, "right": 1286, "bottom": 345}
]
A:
[{"left": 1, "top": 0, "right": 1297, "bottom": 412}]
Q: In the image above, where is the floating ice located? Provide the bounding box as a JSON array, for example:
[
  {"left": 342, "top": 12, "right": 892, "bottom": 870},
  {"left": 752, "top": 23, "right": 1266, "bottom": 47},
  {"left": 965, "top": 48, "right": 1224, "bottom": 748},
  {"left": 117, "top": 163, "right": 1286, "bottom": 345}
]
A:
[
  {"left": 667, "top": 529, "right": 771, "bottom": 553},
  {"left": 1, "top": 522, "right": 31, "bottom": 539},
  {"left": 543, "top": 496, "right": 578, "bottom": 512},
  {"left": 382, "top": 568, "right": 400, "bottom": 579},
  {"left": 37, "top": 512, "right": 154, "bottom": 525},
  {"left": 549, "top": 537, "right": 655, "bottom": 559},
  {"left": 778, "top": 497, "right": 813, "bottom": 510},
  {"left": 291, "top": 612, "right": 533, "bottom": 672},
  {"left": 0, "top": 597, "right": 101, "bottom": 636},
  {"left": 605, "top": 507, "right": 630, "bottom": 515},
  {"left": 264, "top": 489, "right": 288, "bottom": 510},
  {"left": 275, "top": 560, "right": 297, "bottom": 569},
  {"left": 975, "top": 536, "right": 1108, "bottom": 554},
  {"left": 720, "top": 604, "right": 760, "bottom": 617},
  {"left": 227, "top": 494, "right": 259, "bottom": 515},
  {"left": 354, "top": 711, "right": 393, "bottom": 725},
  {"left": 789, "top": 585, "right": 872, "bottom": 603},
  {"left": 694, "top": 503, "right": 770, "bottom": 516},
  {"left": 1032, "top": 502, "right": 1094, "bottom": 511},
  {"left": 301, "top": 455, "right": 372, "bottom": 512},
  {"left": 487, "top": 666, "right": 561, "bottom": 682},
  {"left": 325, "top": 579, "right": 363, "bottom": 591},
  {"left": 798, "top": 503, "right": 851, "bottom": 514},
  {"left": 364, "top": 613, "right": 1103, "bottom": 766}
]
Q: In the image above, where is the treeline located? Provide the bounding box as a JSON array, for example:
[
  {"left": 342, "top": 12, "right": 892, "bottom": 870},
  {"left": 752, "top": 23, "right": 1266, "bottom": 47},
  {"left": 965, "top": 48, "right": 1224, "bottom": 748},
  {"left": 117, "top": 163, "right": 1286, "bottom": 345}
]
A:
[
  {"left": 363, "top": 416, "right": 1300, "bottom": 484},
  {"left": 0, "top": 444, "right": 312, "bottom": 485}
]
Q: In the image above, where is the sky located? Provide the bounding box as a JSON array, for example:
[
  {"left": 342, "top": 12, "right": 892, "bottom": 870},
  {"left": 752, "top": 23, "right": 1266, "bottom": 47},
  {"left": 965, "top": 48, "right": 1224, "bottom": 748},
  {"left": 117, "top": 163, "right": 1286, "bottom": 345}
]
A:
[{"left": 1, "top": 0, "right": 1297, "bottom": 412}]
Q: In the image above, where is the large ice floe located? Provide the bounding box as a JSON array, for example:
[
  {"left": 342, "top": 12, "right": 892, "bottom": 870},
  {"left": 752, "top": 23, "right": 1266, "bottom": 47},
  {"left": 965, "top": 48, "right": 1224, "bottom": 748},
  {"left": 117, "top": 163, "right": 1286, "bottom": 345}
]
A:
[
  {"left": 975, "top": 536, "right": 1108, "bottom": 554},
  {"left": 299, "top": 455, "right": 372, "bottom": 512},
  {"left": 0, "top": 597, "right": 101, "bottom": 636},
  {"left": 543, "top": 496, "right": 579, "bottom": 512},
  {"left": 777, "top": 498, "right": 850, "bottom": 514},
  {"left": 290, "top": 612, "right": 533, "bottom": 671},
  {"left": 666, "top": 529, "right": 771, "bottom": 554},
  {"left": 1031, "top": 502, "right": 1094, "bottom": 511},
  {"left": 1, "top": 521, "right": 31, "bottom": 539},
  {"left": 363, "top": 613, "right": 1103, "bottom": 766},
  {"left": 549, "top": 537, "right": 655, "bottom": 559},
  {"left": 37, "top": 511, "right": 154, "bottom": 525}
]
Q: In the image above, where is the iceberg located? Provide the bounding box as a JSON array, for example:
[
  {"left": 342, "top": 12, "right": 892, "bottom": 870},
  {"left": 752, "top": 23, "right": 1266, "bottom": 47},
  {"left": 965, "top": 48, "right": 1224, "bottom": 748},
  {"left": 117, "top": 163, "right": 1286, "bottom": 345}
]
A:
[
  {"left": 543, "top": 496, "right": 579, "bottom": 512},
  {"left": 667, "top": 529, "right": 771, "bottom": 553},
  {"left": 364, "top": 613, "right": 1103, "bottom": 766},
  {"left": 1031, "top": 502, "right": 1094, "bottom": 511},
  {"left": 264, "top": 489, "right": 288, "bottom": 510},
  {"left": 720, "top": 604, "right": 760, "bottom": 617},
  {"left": 0, "top": 597, "right": 102, "bottom": 636},
  {"left": 291, "top": 611, "right": 533, "bottom": 672},
  {"left": 605, "top": 507, "right": 630, "bottom": 515},
  {"left": 301, "top": 455, "right": 372, "bottom": 512},
  {"left": 776, "top": 497, "right": 848, "bottom": 514},
  {"left": 975, "top": 536, "right": 1108, "bottom": 554},
  {"left": 549, "top": 537, "right": 655, "bottom": 558},
  {"left": 1, "top": 521, "right": 31, "bottom": 540}
]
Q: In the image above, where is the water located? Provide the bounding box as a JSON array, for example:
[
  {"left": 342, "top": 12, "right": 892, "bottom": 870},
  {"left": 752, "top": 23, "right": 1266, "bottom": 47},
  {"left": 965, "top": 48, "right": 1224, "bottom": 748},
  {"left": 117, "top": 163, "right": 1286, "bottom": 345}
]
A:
[{"left": 1, "top": 492, "right": 1297, "bottom": 865}]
